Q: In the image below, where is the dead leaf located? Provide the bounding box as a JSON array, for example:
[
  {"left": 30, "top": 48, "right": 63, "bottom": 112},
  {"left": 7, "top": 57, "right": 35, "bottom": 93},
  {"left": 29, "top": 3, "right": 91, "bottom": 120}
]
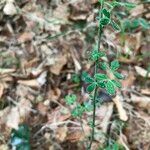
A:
[
  {"left": 0, "top": 83, "right": 4, "bottom": 99},
  {"left": 6, "top": 107, "right": 20, "bottom": 129},
  {"left": 18, "top": 32, "right": 33, "bottom": 43},
  {"left": 18, "top": 71, "right": 47, "bottom": 87},
  {"left": 135, "top": 66, "right": 150, "bottom": 78},
  {"left": 3, "top": 1, "right": 17, "bottom": 16},
  {"left": 55, "top": 126, "right": 67, "bottom": 142},
  {"left": 50, "top": 55, "right": 67, "bottom": 75}
]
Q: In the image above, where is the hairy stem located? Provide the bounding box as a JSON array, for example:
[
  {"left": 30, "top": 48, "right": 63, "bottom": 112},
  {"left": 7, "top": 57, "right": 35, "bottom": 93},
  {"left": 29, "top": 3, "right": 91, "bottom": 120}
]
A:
[{"left": 88, "top": 1, "right": 104, "bottom": 149}]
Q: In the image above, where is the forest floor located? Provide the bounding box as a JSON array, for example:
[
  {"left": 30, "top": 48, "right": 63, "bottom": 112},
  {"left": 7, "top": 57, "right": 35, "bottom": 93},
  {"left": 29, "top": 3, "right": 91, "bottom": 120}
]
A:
[{"left": 0, "top": 0, "right": 150, "bottom": 150}]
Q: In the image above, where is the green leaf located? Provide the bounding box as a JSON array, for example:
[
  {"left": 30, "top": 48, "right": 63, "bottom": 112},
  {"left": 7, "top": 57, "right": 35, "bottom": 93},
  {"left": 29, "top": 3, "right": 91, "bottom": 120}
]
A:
[
  {"left": 86, "top": 82, "right": 96, "bottom": 93},
  {"left": 102, "top": 8, "right": 110, "bottom": 18},
  {"left": 12, "top": 124, "right": 30, "bottom": 140},
  {"left": 10, "top": 124, "right": 30, "bottom": 150},
  {"left": 98, "top": 0, "right": 104, "bottom": 4},
  {"left": 111, "top": 20, "right": 120, "bottom": 31},
  {"left": 100, "top": 17, "right": 110, "bottom": 26},
  {"left": 138, "top": 18, "right": 150, "bottom": 29},
  {"left": 71, "top": 104, "right": 84, "bottom": 117},
  {"left": 65, "top": 94, "right": 77, "bottom": 105},
  {"left": 90, "top": 50, "right": 105, "bottom": 61},
  {"left": 105, "top": 80, "right": 116, "bottom": 95},
  {"left": 110, "top": 60, "right": 120, "bottom": 71},
  {"left": 97, "top": 81, "right": 105, "bottom": 88},
  {"left": 113, "top": 71, "right": 124, "bottom": 79},
  {"left": 113, "top": 2, "right": 136, "bottom": 9},
  {"left": 94, "top": 73, "right": 108, "bottom": 81},
  {"left": 81, "top": 71, "right": 94, "bottom": 83},
  {"left": 112, "top": 80, "right": 122, "bottom": 88},
  {"left": 100, "top": 62, "right": 109, "bottom": 70}
]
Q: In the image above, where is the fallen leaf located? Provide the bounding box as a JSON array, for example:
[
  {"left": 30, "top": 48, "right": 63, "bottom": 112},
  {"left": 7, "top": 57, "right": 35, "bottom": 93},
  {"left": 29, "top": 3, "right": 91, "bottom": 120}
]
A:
[
  {"left": 135, "top": 66, "right": 150, "bottom": 78},
  {"left": 3, "top": 1, "right": 17, "bottom": 16},
  {"left": 50, "top": 55, "right": 67, "bottom": 75},
  {"left": 18, "top": 32, "right": 34, "bottom": 43}
]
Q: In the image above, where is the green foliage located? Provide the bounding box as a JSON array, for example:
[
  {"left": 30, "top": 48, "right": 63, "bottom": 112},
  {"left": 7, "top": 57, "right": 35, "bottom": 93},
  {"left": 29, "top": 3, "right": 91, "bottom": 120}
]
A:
[
  {"left": 86, "top": 82, "right": 97, "bottom": 93},
  {"left": 82, "top": 71, "right": 94, "bottom": 83},
  {"left": 10, "top": 124, "right": 30, "bottom": 150},
  {"left": 105, "top": 80, "right": 116, "bottom": 95},
  {"left": 65, "top": 94, "right": 77, "bottom": 105},
  {"left": 71, "top": 104, "right": 85, "bottom": 117},
  {"left": 110, "top": 60, "right": 120, "bottom": 71},
  {"left": 111, "top": 20, "right": 120, "bottom": 31},
  {"left": 94, "top": 73, "right": 108, "bottom": 80},
  {"left": 113, "top": 71, "right": 124, "bottom": 79},
  {"left": 71, "top": 73, "right": 80, "bottom": 83}
]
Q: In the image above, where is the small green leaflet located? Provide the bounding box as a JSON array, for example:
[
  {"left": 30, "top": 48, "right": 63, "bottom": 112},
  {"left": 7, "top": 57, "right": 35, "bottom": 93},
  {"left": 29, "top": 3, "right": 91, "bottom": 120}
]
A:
[
  {"left": 138, "top": 18, "right": 150, "bottom": 29},
  {"left": 71, "top": 104, "right": 85, "bottom": 117},
  {"left": 112, "top": 2, "right": 136, "bottom": 9},
  {"left": 94, "top": 73, "right": 108, "bottom": 81},
  {"left": 65, "top": 94, "right": 77, "bottom": 105},
  {"left": 86, "top": 82, "right": 96, "bottom": 93},
  {"left": 112, "top": 80, "right": 122, "bottom": 88},
  {"left": 105, "top": 80, "right": 116, "bottom": 95},
  {"left": 100, "top": 62, "right": 109, "bottom": 70},
  {"left": 81, "top": 71, "right": 94, "bottom": 83},
  {"left": 102, "top": 8, "right": 110, "bottom": 18},
  {"left": 10, "top": 124, "right": 30, "bottom": 150},
  {"left": 111, "top": 20, "right": 120, "bottom": 31},
  {"left": 110, "top": 60, "right": 120, "bottom": 71},
  {"left": 100, "top": 17, "right": 110, "bottom": 26},
  {"left": 113, "top": 71, "right": 124, "bottom": 79},
  {"left": 90, "top": 50, "right": 105, "bottom": 61},
  {"left": 97, "top": 81, "right": 105, "bottom": 88}
]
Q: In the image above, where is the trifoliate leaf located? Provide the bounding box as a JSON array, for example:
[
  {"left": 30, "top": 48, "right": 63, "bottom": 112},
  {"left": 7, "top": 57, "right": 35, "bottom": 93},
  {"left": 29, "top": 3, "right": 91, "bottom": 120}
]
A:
[
  {"left": 105, "top": 80, "right": 116, "bottom": 95},
  {"left": 100, "top": 17, "right": 110, "bottom": 26},
  {"left": 110, "top": 60, "right": 120, "bottom": 71},
  {"left": 94, "top": 73, "right": 108, "bottom": 81},
  {"left": 111, "top": 20, "right": 121, "bottom": 31},
  {"left": 102, "top": 8, "right": 110, "bottom": 18},
  {"left": 86, "top": 82, "right": 96, "bottom": 93},
  {"left": 113, "top": 71, "right": 124, "bottom": 79},
  {"left": 112, "top": 80, "right": 122, "bottom": 88},
  {"left": 65, "top": 94, "right": 77, "bottom": 105}
]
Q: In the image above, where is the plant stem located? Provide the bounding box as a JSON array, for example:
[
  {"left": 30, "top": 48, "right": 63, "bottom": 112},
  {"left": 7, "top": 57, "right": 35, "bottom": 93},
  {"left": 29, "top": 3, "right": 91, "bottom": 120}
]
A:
[{"left": 88, "top": 1, "right": 104, "bottom": 149}]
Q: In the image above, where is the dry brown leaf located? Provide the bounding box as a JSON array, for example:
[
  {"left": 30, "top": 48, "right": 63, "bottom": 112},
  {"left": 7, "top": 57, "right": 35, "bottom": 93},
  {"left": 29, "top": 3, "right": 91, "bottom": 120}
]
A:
[
  {"left": 135, "top": 66, "right": 150, "bottom": 78},
  {"left": 55, "top": 126, "right": 68, "bottom": 142},
  {"left": 130, "top": 93, "right": 150, "bottom": 110},
  {"left": 50, "top": 55, "right": 67, "bottom": 75},
  {"left": 18, "top": 32, "right": 33, "bottom": 43},
  {"left": 48, "top": 88, "right": 61, "bottom": 101},
  {"left": 130, "top": 4, "right": 144, "bottom": 17},
  {"left": 0, "top": 83, "right": 4, "bottom": 99},
  {"left": 122, "top": 71, "right": 136, "bottom": 88},
  {"left": 6, "top": 107, "right": 20, "bottom": 129},
  {"left": 18, "top": 71, "right": 47, "bottom": 87},
  {"left": 3, "top": 1, "right": 17, "bottom": 16},
  {"left": 0, "top": 68, "right": 15, "bottom": 74},
  {"left": 37, "top": 102, "right": 48, "bottom": 116}
]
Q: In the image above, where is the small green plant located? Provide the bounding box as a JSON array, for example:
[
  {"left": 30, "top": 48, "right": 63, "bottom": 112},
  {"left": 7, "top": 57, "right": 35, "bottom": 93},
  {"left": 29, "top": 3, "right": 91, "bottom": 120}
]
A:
[
  {"left": 64, "top": 0, "right": 143, "bottom": 149},
  {"left": 9, "top": 124, "right": 30, "bottom": 150}
]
